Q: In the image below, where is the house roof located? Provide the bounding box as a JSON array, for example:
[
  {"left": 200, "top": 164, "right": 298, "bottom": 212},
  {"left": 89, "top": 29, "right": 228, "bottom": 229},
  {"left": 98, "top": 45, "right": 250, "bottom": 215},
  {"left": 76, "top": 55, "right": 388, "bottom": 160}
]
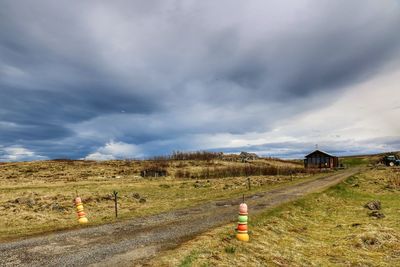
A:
[{"left": 305, "top": 149, "right": 337, "bottom": 158}]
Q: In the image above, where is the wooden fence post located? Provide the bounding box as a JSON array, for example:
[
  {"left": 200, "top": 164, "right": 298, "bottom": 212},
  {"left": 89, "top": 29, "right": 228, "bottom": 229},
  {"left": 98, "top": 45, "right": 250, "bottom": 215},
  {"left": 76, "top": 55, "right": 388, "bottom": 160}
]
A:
[{"left": 113, "top": 190, "right": 118, "bottom": 218}]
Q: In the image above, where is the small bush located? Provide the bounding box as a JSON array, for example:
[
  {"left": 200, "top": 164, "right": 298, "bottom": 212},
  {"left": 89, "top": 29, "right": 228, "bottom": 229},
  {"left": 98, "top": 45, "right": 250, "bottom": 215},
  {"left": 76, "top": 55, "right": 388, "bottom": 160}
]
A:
[{"left": 224, "top": 246, "right": 236, "bottom": 254}]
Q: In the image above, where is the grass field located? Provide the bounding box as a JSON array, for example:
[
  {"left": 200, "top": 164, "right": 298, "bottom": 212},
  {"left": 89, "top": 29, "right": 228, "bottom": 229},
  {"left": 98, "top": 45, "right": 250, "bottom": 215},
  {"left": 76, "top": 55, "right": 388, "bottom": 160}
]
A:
[
  {"left": 0, "top": 158, "right": 315, "bottom": 241},
  {"left": 340, "top": 151, "right": 400, "bottom": 167},
  {"left": 153, "top": 167, "right": 400, "bottom": 266}
]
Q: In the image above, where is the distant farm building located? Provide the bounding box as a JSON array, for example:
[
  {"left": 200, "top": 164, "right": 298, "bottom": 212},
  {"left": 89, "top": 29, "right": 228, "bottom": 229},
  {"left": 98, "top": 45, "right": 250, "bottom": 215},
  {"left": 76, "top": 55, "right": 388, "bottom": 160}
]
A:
[{"left": 304, "top": 150, "right": 339, "bottom": 169}]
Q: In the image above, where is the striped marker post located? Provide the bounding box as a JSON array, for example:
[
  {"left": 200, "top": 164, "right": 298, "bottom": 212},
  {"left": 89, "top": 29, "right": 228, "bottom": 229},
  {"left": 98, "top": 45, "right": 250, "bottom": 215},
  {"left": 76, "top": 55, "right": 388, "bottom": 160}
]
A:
[
  {"left": 236, "top": 200, "right": 249, "bottom": 242},
  {"left": 74, "top": 196, "right": 89, "bottom": 224}
]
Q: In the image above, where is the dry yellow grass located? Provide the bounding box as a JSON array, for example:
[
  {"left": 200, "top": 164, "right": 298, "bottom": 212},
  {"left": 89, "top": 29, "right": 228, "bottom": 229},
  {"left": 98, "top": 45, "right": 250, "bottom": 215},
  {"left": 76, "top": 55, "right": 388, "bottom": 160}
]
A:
[
  {"left": 0, "top": 159, "right": 313, "bottom": 241},
  {"left": 153, "top": 168, "right": 400, "bottom": 266},
  {"left": 387, "top": 168, "right": 400, "bottom": 188}
]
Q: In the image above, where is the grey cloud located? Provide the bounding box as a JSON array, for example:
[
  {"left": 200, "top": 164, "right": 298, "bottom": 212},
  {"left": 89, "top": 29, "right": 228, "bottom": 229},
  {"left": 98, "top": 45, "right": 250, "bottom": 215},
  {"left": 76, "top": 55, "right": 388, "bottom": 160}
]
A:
[
  {"left": 0, "top": 85, "right": 158, "bottom": 141},
  {"left": 0, "top": 0, "right": 400, "bottom": 159},
  {"left": 212, "top": 136, "right": 400, "bottom": 159},
  {"left": 0, "top": 122, "right": 72, "bottom": 142}
]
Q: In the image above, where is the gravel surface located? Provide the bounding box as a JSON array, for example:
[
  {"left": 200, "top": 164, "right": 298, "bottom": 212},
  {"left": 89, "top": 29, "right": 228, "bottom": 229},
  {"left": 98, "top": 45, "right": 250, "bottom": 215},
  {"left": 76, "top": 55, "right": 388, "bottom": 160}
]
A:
[{"left": 0, "top": 169, "right": 360, "bottom": 267}]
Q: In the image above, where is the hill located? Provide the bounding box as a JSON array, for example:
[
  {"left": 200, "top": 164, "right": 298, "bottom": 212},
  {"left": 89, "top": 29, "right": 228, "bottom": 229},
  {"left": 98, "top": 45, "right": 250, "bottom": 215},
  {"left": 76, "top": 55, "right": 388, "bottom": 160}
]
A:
[{"left": 0, "top": 153, "right": 312, "bottom": 240}]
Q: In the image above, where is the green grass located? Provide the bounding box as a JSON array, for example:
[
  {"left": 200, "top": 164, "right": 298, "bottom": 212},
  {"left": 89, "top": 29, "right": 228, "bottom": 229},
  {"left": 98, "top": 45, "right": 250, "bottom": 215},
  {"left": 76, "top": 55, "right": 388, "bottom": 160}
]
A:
[
  {"left": 340, "top": 156, "right": 370, "bottom": 167},
  {"left": 154, "top": 168, "right": 400, "bottom": 266},
  {"left": 179, "top": 250, "right": 200, "bottom": 267},
  {"left": 224, "top": 246, "right": 236, "bottom": 254}
]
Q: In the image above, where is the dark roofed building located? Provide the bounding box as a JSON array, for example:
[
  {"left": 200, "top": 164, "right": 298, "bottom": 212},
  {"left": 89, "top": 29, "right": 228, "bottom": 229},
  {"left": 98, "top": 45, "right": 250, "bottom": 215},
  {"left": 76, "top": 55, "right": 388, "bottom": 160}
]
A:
[{"left": 304, "top": 150, "right": 339, "bottom": 169}]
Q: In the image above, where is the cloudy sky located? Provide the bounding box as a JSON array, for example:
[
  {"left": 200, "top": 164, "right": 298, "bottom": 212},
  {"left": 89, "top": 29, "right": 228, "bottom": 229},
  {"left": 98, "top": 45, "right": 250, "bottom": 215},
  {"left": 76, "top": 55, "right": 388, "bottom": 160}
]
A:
[{"left": 1, "top": 0, "right": 400, "bottom": 161}]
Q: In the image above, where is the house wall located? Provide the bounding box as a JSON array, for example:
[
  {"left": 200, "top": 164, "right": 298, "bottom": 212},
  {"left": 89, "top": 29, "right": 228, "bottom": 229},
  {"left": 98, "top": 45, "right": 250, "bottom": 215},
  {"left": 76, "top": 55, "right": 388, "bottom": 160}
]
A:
[{"left": 304, "top": 152, "right": 339, "bottom": 169}]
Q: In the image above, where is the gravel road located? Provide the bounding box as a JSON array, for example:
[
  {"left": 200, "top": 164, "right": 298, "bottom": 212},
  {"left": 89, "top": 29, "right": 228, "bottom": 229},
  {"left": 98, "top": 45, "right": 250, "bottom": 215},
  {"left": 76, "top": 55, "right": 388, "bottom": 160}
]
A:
[{"left": 0, "top": 169, "right": 360, "bottom": 267}]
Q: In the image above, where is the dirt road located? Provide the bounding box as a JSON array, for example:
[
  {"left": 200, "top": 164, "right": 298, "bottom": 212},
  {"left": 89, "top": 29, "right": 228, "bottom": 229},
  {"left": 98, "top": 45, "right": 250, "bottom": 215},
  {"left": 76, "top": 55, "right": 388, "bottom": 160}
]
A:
[{"left": 0, "top": 169, "right": 360, "bottom": 266}]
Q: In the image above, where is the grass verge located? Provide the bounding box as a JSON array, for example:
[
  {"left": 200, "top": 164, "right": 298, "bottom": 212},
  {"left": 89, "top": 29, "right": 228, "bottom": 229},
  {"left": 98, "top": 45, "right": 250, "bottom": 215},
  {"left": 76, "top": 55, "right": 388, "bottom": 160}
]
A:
[{"left": 153, "top": 168, "right": 400, "bottom": 266}]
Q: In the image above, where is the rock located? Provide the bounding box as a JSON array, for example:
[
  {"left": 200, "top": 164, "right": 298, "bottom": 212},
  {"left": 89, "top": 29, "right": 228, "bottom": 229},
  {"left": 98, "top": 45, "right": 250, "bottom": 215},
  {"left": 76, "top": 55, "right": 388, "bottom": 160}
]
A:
[
  {"left": 50, "top": 203, "right": 67, "bottom": 212},
  {"left": 368, "top": 211, "right": 385, "bottom": 219},
  {"left": 360, "top": 234, "right": 380, "bottom": 246},
  {"left": 385, "top": 184, "right": 395, "bottom": 191},
  {"left": 223, "top": 184, "right": 231, "bottom": 190},
  {"left": 132, "top": 193, "right": 141, "bottom": 199},
  {"left": 193, "top": 183, "right": 201, "bottom": 188},
  {"left": 26, "top": 198, "right": 36, "bottom": 208},
  {"left": 84, "top": 197, "right": 94, "bottom": 203},
  {"left": 364, "top": 200, "right": 381, "bottom": 210},
  {"left": 101, "top": 194, "right": 113, "bottom": 201},
  {"left": 239, "top": 151, "right": 259, "bottom": 161},
  {"left": 139, "top": 198, "right": 147, "bottom": 203},
  {"left": 14, "top": 197, "right": 28, "bottom": 204},
  {"left": 14, "top": 197, "right": 36, "bottom": 207}
]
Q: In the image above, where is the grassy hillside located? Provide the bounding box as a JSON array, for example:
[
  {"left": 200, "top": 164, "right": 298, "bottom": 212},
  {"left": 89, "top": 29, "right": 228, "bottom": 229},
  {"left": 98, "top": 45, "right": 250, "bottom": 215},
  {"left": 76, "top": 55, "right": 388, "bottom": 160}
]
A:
[
  {"left": 0, "top": 157, "right": 312, "bottom": 241},
  {"left": 340, "top": 156, "right": 370, "bottom": 167},
  {"left": 340, "top": 151, "right": 400, "bottom": 167},
  {"left": 154, "top": 167, "right": 400, "bottom": 266}
]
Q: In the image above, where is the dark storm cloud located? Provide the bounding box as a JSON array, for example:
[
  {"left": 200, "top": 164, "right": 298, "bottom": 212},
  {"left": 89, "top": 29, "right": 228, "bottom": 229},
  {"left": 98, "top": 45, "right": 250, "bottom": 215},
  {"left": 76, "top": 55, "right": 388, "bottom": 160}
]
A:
[
  {"left": 0, "top": 0, "right": 400, "bottom": 160},
  {"left": 0, "top": 85, "right": 158, "bottom": 143},
  {"left": 0, "top": 122, "right": 72, "bottom": 142}
]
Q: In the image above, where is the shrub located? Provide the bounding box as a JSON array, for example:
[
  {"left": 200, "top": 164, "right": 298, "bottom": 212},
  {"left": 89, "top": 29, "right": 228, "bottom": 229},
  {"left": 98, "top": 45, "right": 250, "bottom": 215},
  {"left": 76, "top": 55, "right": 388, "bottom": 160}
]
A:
[
  {"left": 191, "top": 165, "right": 307, "bottom": 179},
  {"left": 171, "top": 151, "right": 222, "bottom": 161}
]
